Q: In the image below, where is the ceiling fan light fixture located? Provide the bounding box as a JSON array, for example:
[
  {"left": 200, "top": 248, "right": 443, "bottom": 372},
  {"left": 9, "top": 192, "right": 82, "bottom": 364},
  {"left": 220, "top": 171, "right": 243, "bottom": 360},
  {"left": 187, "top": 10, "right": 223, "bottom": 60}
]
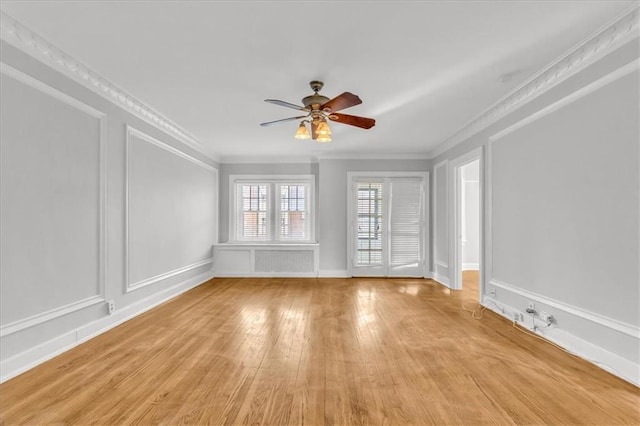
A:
[
  {"left": 316, "top": 120, "right": 331, "bottom": 136},
  {"left": 294, "top": 121, "right": 311, "bottom": 140},
  {"left": 317, "top": 134, "right": 332, "bottom": 143}
]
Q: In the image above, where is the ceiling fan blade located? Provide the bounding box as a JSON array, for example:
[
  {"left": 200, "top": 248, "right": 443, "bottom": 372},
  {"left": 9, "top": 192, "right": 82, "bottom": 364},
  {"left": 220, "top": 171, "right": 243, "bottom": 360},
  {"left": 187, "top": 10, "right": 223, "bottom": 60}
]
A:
[
  {"left": 328, "top": 113, "right": 376, "bottom": 129},
  {"left": 310, "top": 120, "right": 319, "bottom": 140},
  {"left": 260, "top": 115, "right": 308, "bottom": 127},
  {"left": 265, "top": 99, "right": 308, "bottom": 111},
  {"left": 321, "top": 92, "right": 362, "bottom": 112}
]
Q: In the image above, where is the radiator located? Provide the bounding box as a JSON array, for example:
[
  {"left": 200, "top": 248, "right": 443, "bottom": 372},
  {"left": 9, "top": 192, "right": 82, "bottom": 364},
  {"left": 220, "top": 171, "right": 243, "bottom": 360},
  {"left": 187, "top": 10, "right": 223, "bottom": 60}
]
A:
[{"left": 213, "top": 244, "right": 319, "bottom": 277}]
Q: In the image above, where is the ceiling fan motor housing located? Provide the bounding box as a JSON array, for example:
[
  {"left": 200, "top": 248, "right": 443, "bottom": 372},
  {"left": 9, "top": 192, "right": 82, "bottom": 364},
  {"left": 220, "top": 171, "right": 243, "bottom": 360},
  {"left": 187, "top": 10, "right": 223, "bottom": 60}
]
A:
[{"left": 302, "top": 94, "right": 330, "bottom": 109}]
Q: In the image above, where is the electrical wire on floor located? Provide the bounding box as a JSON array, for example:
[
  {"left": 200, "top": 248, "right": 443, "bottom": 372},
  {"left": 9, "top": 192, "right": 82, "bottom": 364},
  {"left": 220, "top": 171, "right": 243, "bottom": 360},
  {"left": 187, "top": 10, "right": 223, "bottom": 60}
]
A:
[
  {"left": 461, "top": 298, "right": 487, "bottom": 319},
  {"left": 461, "top": 298, "right": 622, "bottom": 379}
]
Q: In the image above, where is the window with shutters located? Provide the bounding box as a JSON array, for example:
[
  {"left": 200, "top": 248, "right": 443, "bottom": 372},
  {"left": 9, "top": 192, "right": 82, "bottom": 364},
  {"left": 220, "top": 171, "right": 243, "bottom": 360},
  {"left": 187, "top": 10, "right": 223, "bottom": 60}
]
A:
[
  {"left": 230, "top": 175, "right": 314, "bottom": 242},
  {"left": 357, "top": 182, "right": 384, "bottom": 266},
  {"left": 348, "top": 173, "right": 427, "bottom": 277}
]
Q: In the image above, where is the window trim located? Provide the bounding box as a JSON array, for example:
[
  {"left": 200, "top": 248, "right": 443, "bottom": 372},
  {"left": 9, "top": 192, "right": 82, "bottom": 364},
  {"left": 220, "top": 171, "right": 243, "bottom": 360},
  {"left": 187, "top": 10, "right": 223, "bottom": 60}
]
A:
[{"left": 229, "top": 174, "right": 315, "bottom": 243}]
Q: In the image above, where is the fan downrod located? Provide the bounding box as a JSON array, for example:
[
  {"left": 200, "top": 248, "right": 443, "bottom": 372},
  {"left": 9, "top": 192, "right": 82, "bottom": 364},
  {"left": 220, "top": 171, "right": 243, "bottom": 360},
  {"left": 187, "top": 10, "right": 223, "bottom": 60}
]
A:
[{"left": 309, "top": 80, "right": 324, "bottom": 93}]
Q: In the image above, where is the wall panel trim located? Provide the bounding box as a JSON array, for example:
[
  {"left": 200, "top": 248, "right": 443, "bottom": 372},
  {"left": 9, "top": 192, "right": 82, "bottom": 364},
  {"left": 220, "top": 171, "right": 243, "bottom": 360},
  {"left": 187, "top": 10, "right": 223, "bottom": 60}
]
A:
[
  {"left": 125, "top": 126, "right": 216, "bottom": 292},
  {"left": 0, "top": 62, "right": 107, "bottom": 329},
  {"left": 488, "top": 279, "right": 639, "bottom": 338},
  {"left": 0, "top": 296, "right": 104, "bottom": 337}
]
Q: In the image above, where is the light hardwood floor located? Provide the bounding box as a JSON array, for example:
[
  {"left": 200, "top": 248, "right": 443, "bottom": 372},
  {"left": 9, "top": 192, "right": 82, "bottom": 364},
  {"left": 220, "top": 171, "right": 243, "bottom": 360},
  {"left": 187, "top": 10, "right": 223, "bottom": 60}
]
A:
[
  {"left": 1, "top": 278, "right": 638, "bottom": 425},
  {"left": 462, "top": 270, "right": 479, "bottom": 301}
]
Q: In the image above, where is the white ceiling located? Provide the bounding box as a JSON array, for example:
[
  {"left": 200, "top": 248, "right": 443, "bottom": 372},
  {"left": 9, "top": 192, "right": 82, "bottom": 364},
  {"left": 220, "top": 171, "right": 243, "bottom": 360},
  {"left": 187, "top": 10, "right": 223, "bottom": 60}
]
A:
[{"left": 1, "top": 1, "right": 635, "bottom": 162}]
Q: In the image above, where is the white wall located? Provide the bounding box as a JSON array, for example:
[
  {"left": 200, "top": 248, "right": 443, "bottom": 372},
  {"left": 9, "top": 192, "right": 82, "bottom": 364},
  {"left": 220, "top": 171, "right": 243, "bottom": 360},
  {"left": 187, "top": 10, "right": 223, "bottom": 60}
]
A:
[
  {"left": 428, "top": 38, "right": 640, "bottom": 384},
  {"left": 461, "top": 160, "right": 479, "bottom": 270},
  {"left": 0, "top": 41, "right": 218, "bottom": 381}
]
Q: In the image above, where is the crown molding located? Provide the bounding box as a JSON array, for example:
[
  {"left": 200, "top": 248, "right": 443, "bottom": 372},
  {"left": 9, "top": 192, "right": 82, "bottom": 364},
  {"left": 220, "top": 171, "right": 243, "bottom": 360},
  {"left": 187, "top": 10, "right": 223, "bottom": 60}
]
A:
[
  {"left": 428, "top": 5, "right": 640, "bottom": 159},
  {"left": 0, "top": 11, "right": 216, "bottom": 161}
]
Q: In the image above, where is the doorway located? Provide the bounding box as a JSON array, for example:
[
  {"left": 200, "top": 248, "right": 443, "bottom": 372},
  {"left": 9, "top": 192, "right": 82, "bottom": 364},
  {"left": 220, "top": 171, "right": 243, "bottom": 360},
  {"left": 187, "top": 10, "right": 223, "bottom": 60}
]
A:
[
  {"left": 450, "top": 148, "right": 483, "bottom": 300},
  {"left": 347, "top": 172, "right": 428, "bottom": 277}
]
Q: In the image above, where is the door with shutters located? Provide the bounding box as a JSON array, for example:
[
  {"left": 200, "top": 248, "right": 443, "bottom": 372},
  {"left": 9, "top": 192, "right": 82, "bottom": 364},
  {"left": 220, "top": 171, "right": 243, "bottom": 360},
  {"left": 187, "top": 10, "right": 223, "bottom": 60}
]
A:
[{"left": 348, "top": 173, "right": 427, "bottom": 277}]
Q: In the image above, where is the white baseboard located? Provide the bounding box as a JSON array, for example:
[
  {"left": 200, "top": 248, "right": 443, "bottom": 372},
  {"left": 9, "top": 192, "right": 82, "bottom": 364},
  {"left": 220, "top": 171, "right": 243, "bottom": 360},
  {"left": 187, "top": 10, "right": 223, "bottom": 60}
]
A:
[
  {"left": 482, "top": 295, "right": 640, "bottom": 387},
  {"left": 214, "top": 271, "right": 318, "bottom": 278},
  {"left": 431, "top": 272, "right": 450, "bottom": 288},
  {"left": 462, "top": 263, "right": 479, "bottom": 271},
  {"left": 0, "top": 270, "right": 214, "bottom": 383},
  {"left": 318, "top": 270, "right": 350, "bottom": 278}
]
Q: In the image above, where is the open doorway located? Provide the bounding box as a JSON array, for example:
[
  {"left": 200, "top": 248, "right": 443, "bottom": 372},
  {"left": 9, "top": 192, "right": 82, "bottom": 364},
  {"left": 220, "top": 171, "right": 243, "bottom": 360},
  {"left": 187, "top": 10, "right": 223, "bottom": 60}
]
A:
[
  {"left": 459, "top": 160, "right": 480, "bottom": 300},
  {"left": 450, "top": 148, "right": 483, "bottom": 301}
]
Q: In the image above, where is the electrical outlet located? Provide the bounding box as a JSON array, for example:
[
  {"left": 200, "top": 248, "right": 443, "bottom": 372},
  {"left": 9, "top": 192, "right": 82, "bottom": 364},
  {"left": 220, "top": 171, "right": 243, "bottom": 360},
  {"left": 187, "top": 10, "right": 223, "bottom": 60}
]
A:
[
  {"left": 540, "top": 312, "right": 553, "bottom": 323},
  {"left": 489, "top": 289, "right": 496, "bottom": 297},
  {"left": 107, "top": 300, "right": 115, "bottom": 314}
]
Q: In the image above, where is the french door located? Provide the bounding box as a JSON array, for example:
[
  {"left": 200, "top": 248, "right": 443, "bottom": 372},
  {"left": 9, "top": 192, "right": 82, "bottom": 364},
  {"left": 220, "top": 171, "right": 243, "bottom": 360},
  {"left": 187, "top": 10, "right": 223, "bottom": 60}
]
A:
[{"left": 349, "top": 174, "right": 427, "bottom": 277}]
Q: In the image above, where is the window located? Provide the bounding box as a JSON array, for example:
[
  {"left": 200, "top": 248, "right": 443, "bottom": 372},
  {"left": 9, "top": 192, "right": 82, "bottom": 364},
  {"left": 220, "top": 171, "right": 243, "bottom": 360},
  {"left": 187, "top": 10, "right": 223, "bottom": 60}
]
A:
[
  {"left": 357, "top": 182, "right": 383, "bottom": 265},
  {"left": 230, "top": 175, "right": 314, "bottom": 242}
]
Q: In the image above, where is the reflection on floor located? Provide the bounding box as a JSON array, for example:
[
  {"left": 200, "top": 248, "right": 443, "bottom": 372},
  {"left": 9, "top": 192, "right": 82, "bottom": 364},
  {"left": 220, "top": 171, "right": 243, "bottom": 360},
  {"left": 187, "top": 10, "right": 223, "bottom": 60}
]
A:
[{"left": 462, "top": 269, "right": 479, "bottom": 301}]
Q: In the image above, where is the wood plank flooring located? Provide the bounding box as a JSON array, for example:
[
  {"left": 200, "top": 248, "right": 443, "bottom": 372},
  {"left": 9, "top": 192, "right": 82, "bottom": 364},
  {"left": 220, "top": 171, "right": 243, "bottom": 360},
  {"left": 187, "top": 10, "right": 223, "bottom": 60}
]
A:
[{"left": 1, "top": 277, "right": 638, "bottom": 425}]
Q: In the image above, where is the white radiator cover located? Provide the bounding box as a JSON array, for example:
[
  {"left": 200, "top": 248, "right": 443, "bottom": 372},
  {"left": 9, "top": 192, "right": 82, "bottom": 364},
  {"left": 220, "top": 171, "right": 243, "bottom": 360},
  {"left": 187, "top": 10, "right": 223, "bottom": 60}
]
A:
[{"left": 213, "top": 244, "right": 319, "bottom": 277}]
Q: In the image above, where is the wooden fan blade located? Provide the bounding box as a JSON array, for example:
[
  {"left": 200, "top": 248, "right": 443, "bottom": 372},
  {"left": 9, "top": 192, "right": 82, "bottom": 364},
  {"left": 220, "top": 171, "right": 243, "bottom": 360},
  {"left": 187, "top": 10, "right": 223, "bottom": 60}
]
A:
[
  {"left": 265, "top": 99, "right": 308, "bottom": 111},
  {"left": 311, "top": 120, "right": 319, "bottom": 140},
  {"left": 321, "top": 92, "right": 362, "bottom": 112},
  {"left": 260, "top": 115, "right": 308, "bottom": 127},
  {"left": 328, "top": 113, "right": 376, "bottom": 129}
]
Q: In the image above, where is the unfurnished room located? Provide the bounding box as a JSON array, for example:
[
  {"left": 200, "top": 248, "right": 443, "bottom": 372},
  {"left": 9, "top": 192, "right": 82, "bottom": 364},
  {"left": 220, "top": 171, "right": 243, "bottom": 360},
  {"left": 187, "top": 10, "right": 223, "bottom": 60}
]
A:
[{"left": 0, "top": 1, "right": 639, "bottom": 424}]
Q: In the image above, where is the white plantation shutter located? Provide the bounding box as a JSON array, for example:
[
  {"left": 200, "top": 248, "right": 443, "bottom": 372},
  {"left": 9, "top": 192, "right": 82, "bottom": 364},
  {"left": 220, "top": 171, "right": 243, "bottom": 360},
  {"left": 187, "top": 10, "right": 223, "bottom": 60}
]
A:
[
  {"left": 350, "top": 176, "right": 425, "bottom": 277},
  {"left": 389, "top": 178, "right": 423, "bottom": 275}
]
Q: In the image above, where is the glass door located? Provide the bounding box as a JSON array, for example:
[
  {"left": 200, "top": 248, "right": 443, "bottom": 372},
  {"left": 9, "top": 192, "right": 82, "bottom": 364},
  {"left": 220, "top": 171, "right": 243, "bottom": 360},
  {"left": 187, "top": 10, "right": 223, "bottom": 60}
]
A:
[
  {"left": 350, "top": 176, "right": 425, "bottom": 277},
  {"left": 353, "top": 181, "right": 385, "bottom": 276}
]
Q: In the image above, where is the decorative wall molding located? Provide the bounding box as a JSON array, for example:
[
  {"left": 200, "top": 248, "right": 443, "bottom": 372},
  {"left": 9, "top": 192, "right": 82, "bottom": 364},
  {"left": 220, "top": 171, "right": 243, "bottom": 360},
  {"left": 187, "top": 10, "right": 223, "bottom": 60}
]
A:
[
  {"left": 489, "top": 59, "right": 639, "bottom": 143},
  {"left": 0, "top": 11, "right": 215, "bottom": 161},
  {"left": 0, "top": 296, "right": 104, "bottom": 338},
  {"left": 0, "top": 62, "right": 107, "bottom": 330},
  {"left": 429, "top": 5, "right": 640, "bottom": 158},
  {"left": 125, "top": 125, "right": 217, "bottom": 292},
  {"left": 489, "top": 279, "right": 639, "bottom": 338},
  {"left": 128, "top": 259, "right": 213, "bottom": 291}
]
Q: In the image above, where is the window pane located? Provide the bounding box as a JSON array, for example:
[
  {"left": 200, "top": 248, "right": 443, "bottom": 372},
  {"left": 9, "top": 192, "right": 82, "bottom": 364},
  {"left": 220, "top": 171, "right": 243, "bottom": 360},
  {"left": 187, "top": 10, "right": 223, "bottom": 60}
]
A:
[
  {"left": 356, "top": 182, "right": 383, "bottom": 265},
  {"left": 279, "top": 184, "right": 307, "bottom": 239},
  {"left": 240, "top": 184, "right": 268, "bottom": 239}
]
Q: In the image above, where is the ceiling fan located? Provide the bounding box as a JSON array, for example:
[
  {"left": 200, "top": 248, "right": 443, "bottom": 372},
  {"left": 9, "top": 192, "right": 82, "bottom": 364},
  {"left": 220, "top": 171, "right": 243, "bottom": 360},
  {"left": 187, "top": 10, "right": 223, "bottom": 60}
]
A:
[{"left": 260, "top": 81, "right": 376, "bottom": 142}]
